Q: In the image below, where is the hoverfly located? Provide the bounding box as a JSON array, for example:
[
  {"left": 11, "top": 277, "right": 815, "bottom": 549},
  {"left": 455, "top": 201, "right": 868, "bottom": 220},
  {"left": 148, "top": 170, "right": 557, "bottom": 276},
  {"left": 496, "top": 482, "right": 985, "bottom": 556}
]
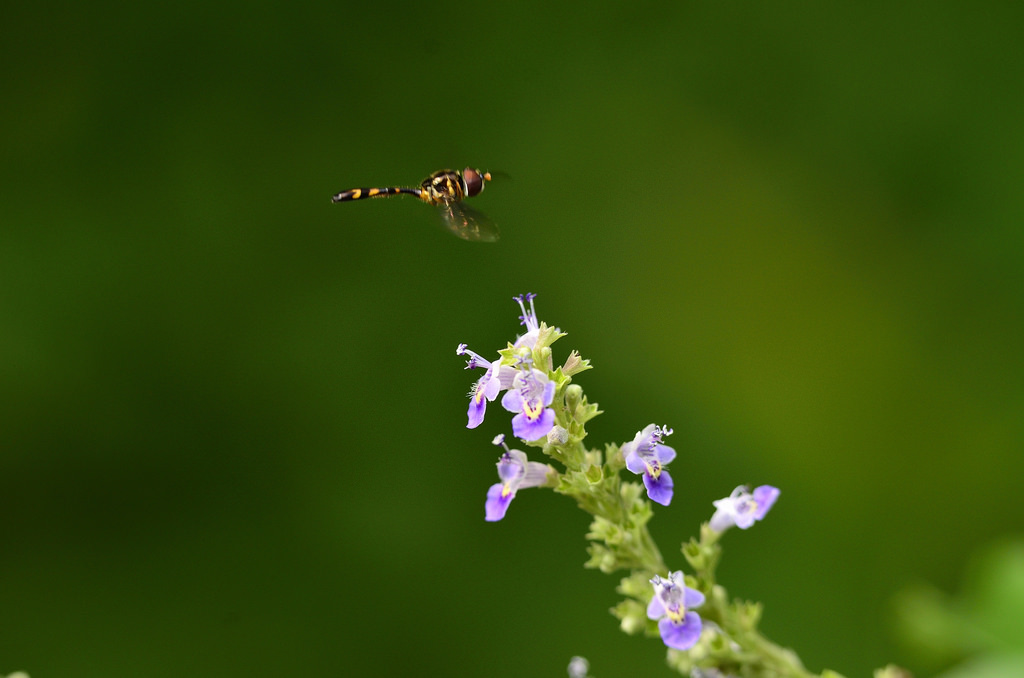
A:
[{"left": 331, "top": 167, "right": 499, "bottom": 242}]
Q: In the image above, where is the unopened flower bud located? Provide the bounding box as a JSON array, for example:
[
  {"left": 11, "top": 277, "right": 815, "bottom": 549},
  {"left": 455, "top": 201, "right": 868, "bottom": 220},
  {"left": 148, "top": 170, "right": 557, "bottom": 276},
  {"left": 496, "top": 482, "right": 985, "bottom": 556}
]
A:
[
  {"left": 565, "top": 384, "right": 583, "bottom": 413},
  {"left": 620, "top": 613, "right": 646, "bottom": 635},
  {"left": 547, "top": 425, "right": 569, "bottom": 446}
]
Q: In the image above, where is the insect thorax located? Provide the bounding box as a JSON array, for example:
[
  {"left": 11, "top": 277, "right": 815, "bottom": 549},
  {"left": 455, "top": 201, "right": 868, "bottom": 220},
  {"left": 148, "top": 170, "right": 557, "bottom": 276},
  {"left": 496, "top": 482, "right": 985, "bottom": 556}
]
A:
[{"left": 419, "top": 169, "right": 466, "bottom": 205}]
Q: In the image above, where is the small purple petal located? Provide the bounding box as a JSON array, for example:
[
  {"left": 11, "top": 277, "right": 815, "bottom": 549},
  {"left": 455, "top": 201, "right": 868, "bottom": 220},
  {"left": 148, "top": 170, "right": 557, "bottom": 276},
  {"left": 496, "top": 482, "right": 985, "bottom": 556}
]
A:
[
  {"left": 478, "top": 375, "right": 497, "bottom": 402},
  {"left": 658, "top": 612, "right": 703, "bottom": 651},
  {"left": 496, "top": 454, "right": 523, "bottom": 484},
  {"left": 753, "top": 485, "right": 780, "bottom": 519},
  {"left": 655, "top": 444, "right": 676, "bottom": 465},
  {"left": 511, "top": 408, "right": 556, "bottom": 441},
  {"left": 540, "top": 379, "right": 556, "bottom": 406},
  {"left": 647, "top": 596, "right": 666, "bottom": 620},
  {"left": 643, "top": 469, "right": 674, "bottom": 506},
  {"left": 683, "top": 587, "right": 705, "bottom": 609},
  {"left": 485, "top": 484, "right": 513, "bottom": 521},
  {"left": 624, "top": 450, "right": 646, "bottom": 475},
  {"left": 500, "top": 388, "right": 524, "bottom": 413},
  {"left": 467, "top": 397, "right": 486, "bottom": 428}
]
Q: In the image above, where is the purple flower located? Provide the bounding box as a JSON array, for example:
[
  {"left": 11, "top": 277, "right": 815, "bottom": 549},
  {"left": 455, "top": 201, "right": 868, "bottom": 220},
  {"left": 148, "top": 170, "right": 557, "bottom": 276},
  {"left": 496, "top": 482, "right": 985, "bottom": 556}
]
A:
[
  {"left": 485, "top": 435, "right": 552, "bottom": 521},
  {"left": 648, "top": 571, "right": 705, "bottom": 651},
  {"left": 500, "top": 361, "right": 556, "bottom": 441},
  {"left": 457, "top": 344, "right": 515, "bottom": 429},
  {"left": 622, "top": 425, "right": 676, "bottom": 506},
  {"left": 709, "top": 485, "right": 780, "bottom": 532},
  {"left": 512, "top": 293, "right": 541, "bottom": 349}
]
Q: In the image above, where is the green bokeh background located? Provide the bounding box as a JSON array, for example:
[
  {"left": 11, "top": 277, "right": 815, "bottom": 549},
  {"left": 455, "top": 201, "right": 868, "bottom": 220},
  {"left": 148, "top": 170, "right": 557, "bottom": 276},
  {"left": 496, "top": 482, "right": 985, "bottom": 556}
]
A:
[{"left": 3, "top": 3, "right": 1022, "bottom": 677}]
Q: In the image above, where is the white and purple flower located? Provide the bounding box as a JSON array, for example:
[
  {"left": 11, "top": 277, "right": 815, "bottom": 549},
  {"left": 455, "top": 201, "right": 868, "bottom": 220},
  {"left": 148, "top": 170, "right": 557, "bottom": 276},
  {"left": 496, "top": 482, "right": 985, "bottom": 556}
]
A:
[
  {"left": 501, "top": 360, "right": 557, "bottom": 441},
  {"left": 622, "top": 424, "right": 676, "bottom": 506},
  {"left": 457, "top": 344, "right": 515, "bottom": 429},
  {"left": 485, "top": 435, "right": 552, "bottom": 521},
  {"left": 709, "top": 485, "right": 780, "bottom": 532},
  {"left": 648, "top": 571, "right": 705, "bottom": 651}
]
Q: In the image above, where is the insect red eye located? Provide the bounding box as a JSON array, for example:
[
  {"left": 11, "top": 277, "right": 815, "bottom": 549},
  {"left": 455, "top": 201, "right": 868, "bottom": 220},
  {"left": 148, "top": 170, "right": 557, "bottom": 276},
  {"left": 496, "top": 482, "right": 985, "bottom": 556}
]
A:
[{"left": 463, "top": 167, "right": 487, "bottom": 197}]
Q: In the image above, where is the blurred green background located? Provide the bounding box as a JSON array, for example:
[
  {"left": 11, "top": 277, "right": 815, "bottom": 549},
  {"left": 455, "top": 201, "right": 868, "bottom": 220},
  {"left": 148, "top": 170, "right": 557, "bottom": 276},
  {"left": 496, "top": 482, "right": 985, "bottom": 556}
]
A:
[{"left": 2, "top": 2, "right": 1023, "bottom": 677}]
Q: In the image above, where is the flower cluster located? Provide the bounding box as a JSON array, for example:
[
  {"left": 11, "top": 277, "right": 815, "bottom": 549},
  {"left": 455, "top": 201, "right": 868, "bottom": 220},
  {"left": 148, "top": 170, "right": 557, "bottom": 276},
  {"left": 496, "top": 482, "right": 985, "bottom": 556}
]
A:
[
  {"left": 458, "top": 294, "right": 578, "bottom": 520},
  {"left": 456, "top": 294, "right": 794, "bottom": 672},
  {"left": 457, "top": 293, "right": 559, "bottom": 442}
]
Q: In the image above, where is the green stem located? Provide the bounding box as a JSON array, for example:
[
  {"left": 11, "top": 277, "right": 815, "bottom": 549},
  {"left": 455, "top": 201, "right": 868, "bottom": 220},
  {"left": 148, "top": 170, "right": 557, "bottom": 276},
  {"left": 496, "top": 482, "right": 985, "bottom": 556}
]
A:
[
  {"left": 636, "top": 516, "right": 666, "bottom": 572},
  {"left": 687, "top": 528, "right": 816, "bottom": 678},
  {"left": 746, "top": 631, "right": 817, "bottom": 678}
]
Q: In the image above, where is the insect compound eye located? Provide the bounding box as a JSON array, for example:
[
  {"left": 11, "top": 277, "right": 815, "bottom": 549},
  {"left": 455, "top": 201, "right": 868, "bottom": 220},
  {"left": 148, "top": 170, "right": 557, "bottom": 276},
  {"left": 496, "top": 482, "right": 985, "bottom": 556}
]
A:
[{"left": 463, "top": 167, "right": 487, "bottom": 197}]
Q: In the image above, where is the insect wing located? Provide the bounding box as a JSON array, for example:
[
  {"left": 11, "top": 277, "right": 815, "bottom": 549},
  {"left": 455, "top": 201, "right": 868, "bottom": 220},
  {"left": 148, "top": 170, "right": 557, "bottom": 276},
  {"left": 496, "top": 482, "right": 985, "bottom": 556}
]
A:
[{"left": 436, "top": 202, "right": 500, "bottom": 242}]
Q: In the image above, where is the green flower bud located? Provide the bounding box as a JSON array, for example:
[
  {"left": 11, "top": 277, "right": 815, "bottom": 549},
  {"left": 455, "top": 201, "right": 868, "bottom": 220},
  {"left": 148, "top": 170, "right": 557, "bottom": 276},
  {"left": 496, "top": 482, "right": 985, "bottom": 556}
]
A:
[{"left": 565, "top": 384, "right": 583, "bottom": 412}]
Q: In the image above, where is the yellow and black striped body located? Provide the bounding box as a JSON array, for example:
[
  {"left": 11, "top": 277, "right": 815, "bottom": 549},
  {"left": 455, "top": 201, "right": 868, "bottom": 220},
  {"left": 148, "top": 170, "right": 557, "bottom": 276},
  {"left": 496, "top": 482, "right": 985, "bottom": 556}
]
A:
[
  {"left": 418, "top": 169, "right": 467, "bottom": 206},
  {"left": 330, "top": 185, "right": 422, "bottom": 202}
]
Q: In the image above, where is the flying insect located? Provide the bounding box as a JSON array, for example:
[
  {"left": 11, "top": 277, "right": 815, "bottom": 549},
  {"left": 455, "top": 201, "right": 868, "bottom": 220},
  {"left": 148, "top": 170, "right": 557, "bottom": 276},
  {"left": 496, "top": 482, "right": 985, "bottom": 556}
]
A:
[{"left": 331, "top": 167, "right": 499, "bottom": 242}]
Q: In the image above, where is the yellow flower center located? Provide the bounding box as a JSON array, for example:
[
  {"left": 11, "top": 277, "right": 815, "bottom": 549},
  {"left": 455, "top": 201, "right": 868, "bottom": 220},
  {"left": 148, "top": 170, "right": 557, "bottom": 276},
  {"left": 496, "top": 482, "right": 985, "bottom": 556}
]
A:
[
  {"left": 645, "top": 459, "right": 662, "bottom": 479},
  {"left": 523, "top": 400, "right": 544, "bottom": 421}
]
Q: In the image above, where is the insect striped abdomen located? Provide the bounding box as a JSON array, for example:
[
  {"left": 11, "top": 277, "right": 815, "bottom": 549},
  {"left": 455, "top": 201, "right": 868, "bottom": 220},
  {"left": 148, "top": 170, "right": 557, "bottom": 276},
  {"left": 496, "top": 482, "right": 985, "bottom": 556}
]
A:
[{"left": 330, "top": 186, "right": 419, "bottom": 202}]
